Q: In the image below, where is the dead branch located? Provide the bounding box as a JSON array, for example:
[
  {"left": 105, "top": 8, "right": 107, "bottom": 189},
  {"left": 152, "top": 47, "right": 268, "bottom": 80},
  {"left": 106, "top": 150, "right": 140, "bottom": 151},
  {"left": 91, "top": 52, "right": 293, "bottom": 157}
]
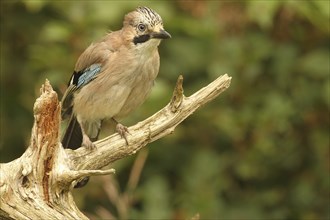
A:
[{"left": 0, "top": 74, "right": 231, "bottom": 219}]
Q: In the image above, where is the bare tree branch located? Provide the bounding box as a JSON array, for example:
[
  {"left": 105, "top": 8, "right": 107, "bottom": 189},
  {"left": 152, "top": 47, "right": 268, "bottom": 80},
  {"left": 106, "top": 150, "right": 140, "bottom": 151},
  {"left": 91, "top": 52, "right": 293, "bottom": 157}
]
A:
[
  {"left": 67, "top": 74, "right": 232, "bottom": 171},
  {"left": 0, "top": 74, "right": 231, "bottom": 219}
]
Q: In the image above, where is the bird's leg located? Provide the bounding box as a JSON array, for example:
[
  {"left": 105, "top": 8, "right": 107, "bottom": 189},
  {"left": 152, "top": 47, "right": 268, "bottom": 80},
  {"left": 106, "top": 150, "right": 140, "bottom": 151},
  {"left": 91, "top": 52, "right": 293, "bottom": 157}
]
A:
[
  {"left": 79, "top": 122, "right": 96, "bottom": 150},
  {"left": 112, "top": 118, "right": 129, "bottom": 145},
  {"left": 82, "top": 133, "right": 96, "bottom": 150}
]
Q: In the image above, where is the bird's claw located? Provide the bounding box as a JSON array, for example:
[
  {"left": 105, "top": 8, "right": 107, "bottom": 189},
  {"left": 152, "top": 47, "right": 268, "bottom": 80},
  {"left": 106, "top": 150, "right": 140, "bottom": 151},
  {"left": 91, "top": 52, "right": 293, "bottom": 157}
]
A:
[
  {"left": 82, "top": 134, "right": 96, "bottom": 150},
  {"left": 116, "top": 123, "right": 130, "bottom": 145}
]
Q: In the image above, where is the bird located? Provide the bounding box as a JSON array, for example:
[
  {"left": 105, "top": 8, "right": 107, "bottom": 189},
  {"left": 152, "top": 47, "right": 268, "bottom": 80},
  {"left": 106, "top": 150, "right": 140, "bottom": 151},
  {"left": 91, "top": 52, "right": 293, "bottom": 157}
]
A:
[{"left": 61, "top": 6, "right": 171, "bottom": 151}]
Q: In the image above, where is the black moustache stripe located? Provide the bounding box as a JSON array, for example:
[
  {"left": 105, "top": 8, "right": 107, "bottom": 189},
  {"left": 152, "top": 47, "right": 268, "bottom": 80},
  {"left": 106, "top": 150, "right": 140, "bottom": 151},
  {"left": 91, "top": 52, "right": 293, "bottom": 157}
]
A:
[{"left": 133, "top": 34, "right": 150, "bottom": 45}]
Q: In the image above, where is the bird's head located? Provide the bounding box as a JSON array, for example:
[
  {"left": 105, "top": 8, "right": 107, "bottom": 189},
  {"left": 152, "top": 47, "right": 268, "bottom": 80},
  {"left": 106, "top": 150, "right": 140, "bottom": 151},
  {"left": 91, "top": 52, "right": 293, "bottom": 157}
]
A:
[{"left": 123, "top": 6, "right": 171, "bottom": 49}]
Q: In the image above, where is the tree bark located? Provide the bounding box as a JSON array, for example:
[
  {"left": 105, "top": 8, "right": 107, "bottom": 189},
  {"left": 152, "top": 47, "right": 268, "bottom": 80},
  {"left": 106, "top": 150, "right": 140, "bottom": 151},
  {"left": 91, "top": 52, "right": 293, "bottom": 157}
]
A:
[{"left": 0, "top": 74, "right": 231, "bottom": 219}]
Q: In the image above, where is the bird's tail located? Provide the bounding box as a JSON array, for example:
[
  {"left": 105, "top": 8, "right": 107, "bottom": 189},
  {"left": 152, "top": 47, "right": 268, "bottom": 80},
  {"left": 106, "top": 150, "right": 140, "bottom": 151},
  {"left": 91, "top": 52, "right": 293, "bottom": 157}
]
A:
[
  {"left": 61, "top": 115, "right": 90, "bottom": 188},
  {"left": 62, "top": 114, "right": 102, "bottom": 149},
  {"left": 62, "top": 114, "right": 83, "bottom": 149}
]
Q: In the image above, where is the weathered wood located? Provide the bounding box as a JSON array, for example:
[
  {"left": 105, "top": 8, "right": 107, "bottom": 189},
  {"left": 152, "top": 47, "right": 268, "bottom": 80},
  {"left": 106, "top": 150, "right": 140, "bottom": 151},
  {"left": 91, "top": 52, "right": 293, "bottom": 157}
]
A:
[{"left": 0, "top": 74, "right": 231, "bottom": 219}]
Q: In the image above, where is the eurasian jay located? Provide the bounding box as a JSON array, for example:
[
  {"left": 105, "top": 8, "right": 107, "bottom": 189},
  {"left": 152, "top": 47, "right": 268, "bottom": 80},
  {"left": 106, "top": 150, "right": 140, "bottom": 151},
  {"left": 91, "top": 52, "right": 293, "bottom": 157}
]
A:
[{"left": 61, "top": 6, "right": 171, "bottom": 150}]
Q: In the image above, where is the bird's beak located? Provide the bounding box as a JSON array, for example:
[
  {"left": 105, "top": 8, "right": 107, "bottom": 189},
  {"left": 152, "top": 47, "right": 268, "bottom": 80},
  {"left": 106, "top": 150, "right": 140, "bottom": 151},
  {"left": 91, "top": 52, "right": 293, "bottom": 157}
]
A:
[{"left": 151, "top": 29, "right": 171, "bottom": 40}]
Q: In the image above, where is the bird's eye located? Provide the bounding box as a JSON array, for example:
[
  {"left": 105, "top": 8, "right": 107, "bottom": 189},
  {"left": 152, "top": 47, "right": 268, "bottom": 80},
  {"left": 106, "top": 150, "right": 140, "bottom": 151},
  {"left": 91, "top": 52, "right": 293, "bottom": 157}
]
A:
[{"left": 137, "top": 23, "right": 146, "bottom": 32}]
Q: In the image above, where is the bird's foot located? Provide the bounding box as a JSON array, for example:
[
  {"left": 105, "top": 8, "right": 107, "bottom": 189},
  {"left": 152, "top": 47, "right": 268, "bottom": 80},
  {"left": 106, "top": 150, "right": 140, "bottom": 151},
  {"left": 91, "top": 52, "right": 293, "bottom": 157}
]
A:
[
  {"left": 82, "top": 134, "right": 96, "bottom": 150},
  {"left": 116, "top": 123, "right": 130, "bottom": 145}
]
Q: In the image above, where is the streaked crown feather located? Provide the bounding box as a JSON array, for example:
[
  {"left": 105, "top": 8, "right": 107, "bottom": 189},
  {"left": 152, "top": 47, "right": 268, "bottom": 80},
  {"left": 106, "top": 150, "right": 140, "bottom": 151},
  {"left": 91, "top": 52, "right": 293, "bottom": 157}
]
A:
[{"left": 124, "top": 6, "right": 163, "bottom": 27}]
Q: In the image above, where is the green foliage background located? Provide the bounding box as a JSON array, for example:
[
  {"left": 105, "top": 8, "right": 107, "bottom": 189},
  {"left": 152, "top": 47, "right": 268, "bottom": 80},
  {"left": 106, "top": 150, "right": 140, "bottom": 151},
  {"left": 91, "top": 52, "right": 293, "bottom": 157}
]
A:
[{"left": 1, "top": 1, "right": 329, "bottom": 219}]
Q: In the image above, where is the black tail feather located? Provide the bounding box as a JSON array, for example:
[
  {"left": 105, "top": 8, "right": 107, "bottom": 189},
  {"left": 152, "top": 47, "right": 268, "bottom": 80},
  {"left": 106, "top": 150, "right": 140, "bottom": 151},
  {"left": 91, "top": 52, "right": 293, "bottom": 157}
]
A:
[
  {"left": 61, "top": 115, "right": 102, "bottom": 188},
  {"left": 62, "top": 115, "right": 83, "bottom": 150},
  {"left": 62, "top": 115, "right": 90, "bottom": 188}
]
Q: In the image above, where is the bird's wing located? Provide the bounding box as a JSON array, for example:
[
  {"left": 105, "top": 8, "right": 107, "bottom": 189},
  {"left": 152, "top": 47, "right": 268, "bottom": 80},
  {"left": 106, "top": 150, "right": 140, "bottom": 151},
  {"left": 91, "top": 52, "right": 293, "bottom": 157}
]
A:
[
  {"left": 61, "top": 64, "right": 102, "bottom": 118},
  {"left": 61, "top": 40, "right": 115, "bottom": 150},
  {"left": 72, "top": 63, "right": 103, "bottom": 88},
  {"left": 61, "top": 40, "right": 113, "bottom": 119},
  {"left": 61, "top": 84, "right": 77, "bottom": 119}
]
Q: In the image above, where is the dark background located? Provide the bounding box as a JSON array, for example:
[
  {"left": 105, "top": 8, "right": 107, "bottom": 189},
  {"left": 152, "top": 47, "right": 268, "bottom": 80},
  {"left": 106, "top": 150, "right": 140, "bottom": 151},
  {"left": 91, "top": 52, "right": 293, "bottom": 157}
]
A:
[{"left": 1, "top": 1, "right": 329, "bottom": 219}]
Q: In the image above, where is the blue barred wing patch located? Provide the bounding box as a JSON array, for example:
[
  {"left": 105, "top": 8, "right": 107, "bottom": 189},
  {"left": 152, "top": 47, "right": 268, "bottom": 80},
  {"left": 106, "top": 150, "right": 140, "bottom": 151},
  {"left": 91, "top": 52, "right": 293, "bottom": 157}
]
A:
[{"left": 70, "top": 63, "right": 102, "bottom": 88}]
